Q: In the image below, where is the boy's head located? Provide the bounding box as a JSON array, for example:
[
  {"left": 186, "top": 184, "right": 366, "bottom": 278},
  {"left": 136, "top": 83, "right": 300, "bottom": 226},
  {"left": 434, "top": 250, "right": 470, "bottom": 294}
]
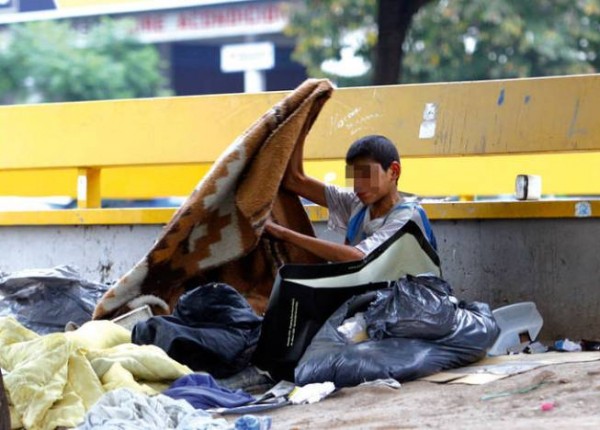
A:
[
  {"left": 345, "top": 135, "right": 401, "bottom": 205},
  {"left": 346, "top": 135, "right": 400, "bottom": 170}
]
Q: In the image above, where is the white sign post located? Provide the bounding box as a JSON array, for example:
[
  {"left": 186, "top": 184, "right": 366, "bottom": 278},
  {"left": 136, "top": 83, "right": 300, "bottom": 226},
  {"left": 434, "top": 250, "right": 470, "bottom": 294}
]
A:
[{"left": 221, "top": 41, "right": 275, "bottom": 93}]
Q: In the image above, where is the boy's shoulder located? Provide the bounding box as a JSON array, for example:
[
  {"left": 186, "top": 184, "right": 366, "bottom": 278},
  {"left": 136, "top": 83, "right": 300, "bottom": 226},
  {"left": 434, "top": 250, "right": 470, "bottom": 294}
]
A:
[{"left": 326, "top": 184, "right": 362, "bottom": 204}]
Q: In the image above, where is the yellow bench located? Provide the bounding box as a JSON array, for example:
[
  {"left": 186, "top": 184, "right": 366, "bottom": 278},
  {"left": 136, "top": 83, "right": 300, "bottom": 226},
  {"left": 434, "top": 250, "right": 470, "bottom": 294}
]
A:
[{"left": 1, "top": 74, "right": 599, "bottom": 225}]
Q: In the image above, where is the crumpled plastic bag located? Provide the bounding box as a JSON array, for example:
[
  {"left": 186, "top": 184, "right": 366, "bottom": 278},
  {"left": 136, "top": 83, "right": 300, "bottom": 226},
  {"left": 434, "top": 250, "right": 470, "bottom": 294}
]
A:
[
  {"left": 0, "top": 265, "right": 108, "bottom": 334},
  {"left": 336, "top": 312, "right": 368, "bottom": 343},
  {"left": 295, "top": 276, "right": 500, "bottom": 387},
  {"left": 364, "top": 275, "right": 457, "bottom": 340}
]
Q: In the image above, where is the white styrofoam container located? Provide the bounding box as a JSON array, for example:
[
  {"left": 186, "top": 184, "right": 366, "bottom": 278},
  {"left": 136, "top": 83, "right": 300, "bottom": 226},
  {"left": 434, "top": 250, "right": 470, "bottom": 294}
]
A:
[
  {"left": 487, "top": 301, "right": 544, "bottom": 356},
  {"left": 111, "top": 305, "right": 153, "bottom": 331}
]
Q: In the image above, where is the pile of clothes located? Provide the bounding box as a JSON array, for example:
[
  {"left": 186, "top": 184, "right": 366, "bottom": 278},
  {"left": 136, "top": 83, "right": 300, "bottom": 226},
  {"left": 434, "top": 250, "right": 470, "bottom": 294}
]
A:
[{"left": 0, "top": 262, "right": 500, "bottom": 430}]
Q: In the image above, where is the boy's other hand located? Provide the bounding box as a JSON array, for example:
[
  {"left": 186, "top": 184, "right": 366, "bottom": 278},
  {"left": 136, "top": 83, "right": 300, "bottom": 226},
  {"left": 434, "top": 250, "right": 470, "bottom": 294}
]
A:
[{"left": 264, "top": 218, "right": 286, "bottom": 240}]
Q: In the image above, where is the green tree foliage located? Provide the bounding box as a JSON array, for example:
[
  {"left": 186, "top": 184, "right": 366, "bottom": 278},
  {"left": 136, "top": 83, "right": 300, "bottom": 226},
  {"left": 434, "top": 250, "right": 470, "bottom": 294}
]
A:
[
  {"left": 287, "top": 0, "right": 600, "bottom": 85},
  {"left": 0, "top": 19, "right": 169, "bottom": 104},
  {"left": 403, "top": 0, "right": 600, "bottom": 83}
]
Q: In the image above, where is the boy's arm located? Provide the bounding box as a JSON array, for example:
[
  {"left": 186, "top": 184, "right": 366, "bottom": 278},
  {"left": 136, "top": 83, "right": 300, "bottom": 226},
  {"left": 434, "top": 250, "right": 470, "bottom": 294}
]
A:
[
  {"left": 282, "top": 139, "right": 328, "bottom": 207},
  {"left": 265, "top": 220, "right": 364, "bottom": 262}
]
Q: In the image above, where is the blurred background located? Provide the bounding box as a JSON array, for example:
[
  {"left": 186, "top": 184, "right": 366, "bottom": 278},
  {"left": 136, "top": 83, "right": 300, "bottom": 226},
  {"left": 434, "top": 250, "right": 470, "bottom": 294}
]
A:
[{"left": 0, "top": 0, "right": 598, "bottom": 104}]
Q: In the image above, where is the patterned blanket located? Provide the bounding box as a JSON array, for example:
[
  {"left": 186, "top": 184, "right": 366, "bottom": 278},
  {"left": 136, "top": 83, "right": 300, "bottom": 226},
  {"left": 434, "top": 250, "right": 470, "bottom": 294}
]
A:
[{"left": 93, "top": 79, "right": 333, "bottom": 319}]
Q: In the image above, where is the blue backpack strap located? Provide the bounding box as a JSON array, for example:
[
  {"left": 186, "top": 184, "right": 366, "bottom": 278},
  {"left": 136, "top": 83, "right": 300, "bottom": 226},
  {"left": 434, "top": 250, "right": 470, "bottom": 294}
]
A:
[
  {"left": 415, "top": 204, "right": 438, "bottom": 251},
  {"left": 345, "top": 205, "right": 368, "bottom": 244},
  {"left": 346, "top": 202, "right": 438, "bottom": 251},
  {"left": 390, "top": 202, "right": 438, "bottom": 251}
]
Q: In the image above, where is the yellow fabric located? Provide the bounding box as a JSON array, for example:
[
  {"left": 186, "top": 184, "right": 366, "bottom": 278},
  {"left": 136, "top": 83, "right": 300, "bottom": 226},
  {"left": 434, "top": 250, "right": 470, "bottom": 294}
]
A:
[
  {"left": 67, "top": 351, "right": 105, "bottom": 409},
  {"left": 0, "top": 317, "right": 193, "bottom": 430},
  {"left": 99, "top": 362, "right": 156, "bottom": 395},
  {"left": 0, "top": 324, "right": 79, "bottom": 430},
  {"left": 40, "top": 383, "right": 86, "bottom": 430},
  {"left": 9, "top": 406, "right": 23, "bottom": 429},
  {"left": 87, "top": 343, "right": 192, "bottom": 385},
  {"left": 64, "top": 320, "right": 131, "bottom": 350},
  {"left": 0, "top": 317, "right": 37, "bottom": 345}
]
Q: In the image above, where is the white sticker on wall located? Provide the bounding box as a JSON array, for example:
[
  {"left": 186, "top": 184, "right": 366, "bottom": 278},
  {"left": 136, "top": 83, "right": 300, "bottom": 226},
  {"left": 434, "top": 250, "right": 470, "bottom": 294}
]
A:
[
  {"left": 77, "top": 175, "right": 87, "bottom": 203},
  {"left": 575, "top": 201, "right": 592, "bottom": 217},
  {"left": 419, "top": 102, "right": 437, "bottom": 139}
]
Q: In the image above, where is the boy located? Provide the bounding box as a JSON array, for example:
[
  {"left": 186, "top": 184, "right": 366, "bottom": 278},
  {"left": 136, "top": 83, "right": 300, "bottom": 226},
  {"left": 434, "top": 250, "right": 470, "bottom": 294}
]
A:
[{"left": 265, "top": 134, "right": 437, "bottom": 262}]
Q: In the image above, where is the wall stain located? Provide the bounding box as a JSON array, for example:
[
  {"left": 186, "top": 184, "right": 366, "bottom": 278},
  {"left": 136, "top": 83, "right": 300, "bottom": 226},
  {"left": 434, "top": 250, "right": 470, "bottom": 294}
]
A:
[
  {"left": 568, "top": 99, "right": 587, "bottom": 138},
  {"left": 98, "top": 261, "right": 114, "bottom": 284},
  {"left": 497, "top": 89, "right": 505, "bottom": 106}
]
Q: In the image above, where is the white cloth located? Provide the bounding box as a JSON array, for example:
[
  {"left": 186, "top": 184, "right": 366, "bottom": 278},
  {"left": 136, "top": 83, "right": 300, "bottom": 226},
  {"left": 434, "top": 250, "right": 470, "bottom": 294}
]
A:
[{"left": 77, "top": 388, "right": 231, "bottom": 430}]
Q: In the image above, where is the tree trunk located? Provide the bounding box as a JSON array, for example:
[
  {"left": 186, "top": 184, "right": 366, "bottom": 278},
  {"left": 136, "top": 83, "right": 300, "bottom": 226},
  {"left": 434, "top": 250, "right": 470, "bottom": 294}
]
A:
[{"left": 373, "top": 0, "right": 433, "bottom": 85}]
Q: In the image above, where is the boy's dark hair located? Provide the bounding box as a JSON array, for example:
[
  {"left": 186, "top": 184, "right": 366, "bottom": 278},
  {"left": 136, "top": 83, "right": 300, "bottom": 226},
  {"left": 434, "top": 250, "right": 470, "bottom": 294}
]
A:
[{"left": 345, "top": 135, "right": 400, "bottom": 170}]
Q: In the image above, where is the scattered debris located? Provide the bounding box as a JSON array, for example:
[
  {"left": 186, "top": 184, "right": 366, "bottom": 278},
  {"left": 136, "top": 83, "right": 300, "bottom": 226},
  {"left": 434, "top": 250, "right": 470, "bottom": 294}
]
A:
[
  {"left": 234, "top": 414, "right": 272, "bottom": 430},
  {"left": 480, "top": 381, "right": 550, "bottom": 401},
  {"left": 289, "top": 382, "right": 336, "bottom": 405},
  {"left": 540, "top": 401, "right": 556, "bottom": 412},
  {"left": 481, "top": 370, "right": 557, "bottom": 401},
  {"left": 581, "top": 339, "right": 600, "bottom": 351},
  {"left": 554, "top": 339, "right": 582, "bottom": 352}
]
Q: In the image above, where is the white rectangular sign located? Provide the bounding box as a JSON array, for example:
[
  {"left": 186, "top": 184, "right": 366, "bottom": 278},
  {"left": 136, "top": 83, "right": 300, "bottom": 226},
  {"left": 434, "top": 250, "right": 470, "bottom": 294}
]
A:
[
  {"left": 221, "top": 41, "right": 275, "bottom": 73},
  {"left": 0, "top": 0, "right": 18, "bottom": 14}
]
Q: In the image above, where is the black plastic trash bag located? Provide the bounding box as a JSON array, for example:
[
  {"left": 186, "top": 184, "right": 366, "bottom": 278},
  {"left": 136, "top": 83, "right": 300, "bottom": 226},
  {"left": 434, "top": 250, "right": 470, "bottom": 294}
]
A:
[
  {"left": 132, "top": 283, "right": 262, "bottom": 378},
  {"left": 295, "top": 276, "right": 499, "bottom": 388},
  {"left": 364, "top": 275, "right": 457, "bottom": 340},
  {"left": 253, "top": 221, "right": 441, "bottom": 381},
  {"left": 0, "top": 265, "right": 109, "bottom": 334}
]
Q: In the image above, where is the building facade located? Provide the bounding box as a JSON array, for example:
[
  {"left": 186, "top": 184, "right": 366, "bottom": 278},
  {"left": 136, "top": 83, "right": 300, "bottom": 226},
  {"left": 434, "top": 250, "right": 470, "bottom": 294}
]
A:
[{"left": 0, "top": 0, "right": 307, "bottom": 95}]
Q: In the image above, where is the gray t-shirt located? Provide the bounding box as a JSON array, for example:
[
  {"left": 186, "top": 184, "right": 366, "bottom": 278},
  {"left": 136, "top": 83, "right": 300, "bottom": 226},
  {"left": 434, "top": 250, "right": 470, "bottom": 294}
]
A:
[{"left": 324, "top": 184, "right": 430, "bottom": 255}]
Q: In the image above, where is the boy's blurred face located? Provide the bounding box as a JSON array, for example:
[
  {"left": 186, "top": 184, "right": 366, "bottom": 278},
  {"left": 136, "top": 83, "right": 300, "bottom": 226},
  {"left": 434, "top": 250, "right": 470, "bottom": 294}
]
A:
[{"left": 345, "top": 157, "right": 400, "bottom": 205}]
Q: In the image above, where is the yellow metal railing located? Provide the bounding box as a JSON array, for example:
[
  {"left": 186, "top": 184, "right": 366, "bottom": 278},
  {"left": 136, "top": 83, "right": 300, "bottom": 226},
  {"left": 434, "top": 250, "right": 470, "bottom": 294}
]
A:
[
  {"left": 1, "top": 74, "right": 600, "bottom": 224},
  {"left": 4, "top": 152, "right": 600, "bottom": 199}
]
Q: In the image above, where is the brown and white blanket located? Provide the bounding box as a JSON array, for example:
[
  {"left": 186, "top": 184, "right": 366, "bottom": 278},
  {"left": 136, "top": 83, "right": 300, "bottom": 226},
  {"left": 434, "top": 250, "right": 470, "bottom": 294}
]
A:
[{"left": 93, "top": 79, "right": 333, "bottom": 319}]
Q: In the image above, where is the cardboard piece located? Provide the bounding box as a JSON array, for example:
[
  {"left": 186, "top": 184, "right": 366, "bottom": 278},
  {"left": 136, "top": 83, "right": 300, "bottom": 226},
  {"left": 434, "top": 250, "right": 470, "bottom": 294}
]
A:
[{"left": 421, "top": 351, "right": 600, "bottom": 385}]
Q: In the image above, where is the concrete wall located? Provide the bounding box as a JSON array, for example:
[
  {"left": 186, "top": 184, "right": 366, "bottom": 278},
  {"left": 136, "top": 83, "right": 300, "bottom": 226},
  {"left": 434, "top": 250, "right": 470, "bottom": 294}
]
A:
[
  {"left": 434, "top": 219, "right": 600, "bottom": 341},
  {"left": 0, "top": 225, "right": 163, "bottom": 284},
  {"left": 1, "top": 219, "right": 599, "bottom": 340}
]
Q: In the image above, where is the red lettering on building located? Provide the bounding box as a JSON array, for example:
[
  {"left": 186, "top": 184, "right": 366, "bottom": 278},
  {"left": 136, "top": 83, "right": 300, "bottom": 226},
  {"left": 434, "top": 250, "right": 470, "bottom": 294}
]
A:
[
  {"left": 137, "top": 14, "right": 164, "bottom": 32},
  {"left": 177, "top": 14, "right": 189, "bottom": 30},
  {"left": 137, "top": 3, "right": 287, "bottom": 38}
]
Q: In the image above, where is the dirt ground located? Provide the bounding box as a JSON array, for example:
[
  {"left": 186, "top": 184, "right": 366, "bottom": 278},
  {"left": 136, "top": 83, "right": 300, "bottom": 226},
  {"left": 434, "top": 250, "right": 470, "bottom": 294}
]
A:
[{"left": 235, "top": 359, "right": 600, "bottom": 429}]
